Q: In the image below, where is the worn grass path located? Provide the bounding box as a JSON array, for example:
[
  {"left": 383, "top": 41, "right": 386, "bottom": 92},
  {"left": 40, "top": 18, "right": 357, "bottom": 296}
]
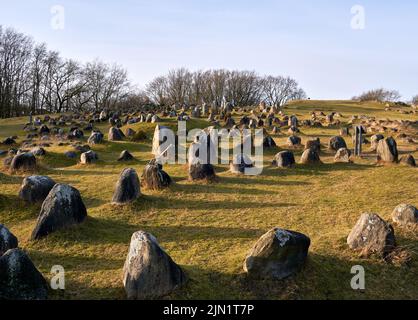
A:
[{"left": 0, "top": 100, "right": 417, "bottom": 300}]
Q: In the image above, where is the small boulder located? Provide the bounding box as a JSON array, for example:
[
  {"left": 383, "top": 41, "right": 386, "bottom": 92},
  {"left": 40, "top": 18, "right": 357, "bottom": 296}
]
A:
[
  {"left": 108, "top": 127, "right": 124, "bottom": 141},
  {"left": 80, "top": 150, "right": 98, "bottom": 164},
  {"left": 347, "top": 213, "right": 396, "bottom": 257},
  {"left": 230, "top": 154, "right": 254, "bottom": 174},
  {"left": 300, "top": 148, "right": 321, "bottom": 165},
  {"left": 123, "top": 231, "right": 187, "bottom": 299},
  {"left": 304, "top": 138, "right": 321, "bottom": 152},
  {"left": 30, "top": 147, "right": 46, "bottom": 157},
  {"left": 10, "top": 152, "right": 37, "bottom": 171},
  {"left": 31, "top": 184, "right": 87, "bottom": 240},
  {"left": 287, "top": 135, "right": 301, "bottom": 147},
  {"left": 334, "top": 148, "right": 352, "bottom": 163},
  {"left": 391, "top": 204, "right": 418, "bottom": 225},
  {"left": 243, "top": 228, "right": 310, "bottom": 280},
  {"left": 370, "top": 134, "right": 384, "bottom": 152},
  {"left": 272, "top": 151, "right": 295, "bottom": 168},
  {"left": 328, "top": 136, "right": 347, "bottom": 151},
  {"left": 112, "top": 168, "right": 141, "bottom": 204},
  {"left": 87, "top": 131, "right": 104, "bottom": 145},
  {"left": 399, "top": 154, "right": 416, "bottom": 167},
  {"left": 0, "top": 249, "right": 48, "bottom": 300},
  {"left": 189, "top": 163, "right": 217, "bottom": 181},
  {"left": 118, "top": 150, "right": 134, "bottom": 162},
  {"left": 141, "top": 160, "right": 172, "bottom": 190},
  {"left": 0, "top": 225, "right": 18, "bottom": 256},
  {"left": 19, "top": 176, "right": 56, "bottom": 203}
]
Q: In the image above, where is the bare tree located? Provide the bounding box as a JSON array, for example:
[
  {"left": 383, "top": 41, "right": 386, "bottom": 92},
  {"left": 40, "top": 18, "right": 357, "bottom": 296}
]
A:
[{"left": 353, "top": 88, "right": 401, "bottom": 103}]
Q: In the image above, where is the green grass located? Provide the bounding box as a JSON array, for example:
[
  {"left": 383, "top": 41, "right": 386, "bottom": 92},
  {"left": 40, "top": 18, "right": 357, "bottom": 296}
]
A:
[{"left": 0, "top": 100, "right": 417, "bottom": 300}]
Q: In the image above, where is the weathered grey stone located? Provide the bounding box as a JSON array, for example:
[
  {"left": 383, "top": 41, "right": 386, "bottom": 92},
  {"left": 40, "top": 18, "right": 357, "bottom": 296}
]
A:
[
  {"left": 399, "top": 154, "right": 416, "bottom": 167},
  {"left": 30, "top": 147, "right": 46, "bottom": 156},
  {"left": 19, "top": 176, "right": 56, "bottom": 203},
  {"left": 0, "top": 249, "right": 48, "bottom": 300},
  {"left": 87, "top": 131, "right": 104, "bottom": 144},
  {"left": 108, "top": 127, "right": 124, "bottom": 141},
  {"left": 123, "top": 231, "right": 187, "bottom": 299},
  {"left": 287, "top": 135, "right": 301, "bottom": 147},
  {"left": 10, "top": 152, "right": 37, "bottom": 171},
  {"left": 0, "top": 225, "right": 18, "bottom": 257},
  {"left": 31, "top": 184, "right": 87, "bottom": 240},
  {"left": 118, "top": 150, "right": 134, "bottom": 161},
  {"left": 230, "top": 154, "right": 254, "bottom": 174},
  {"left": 328, "top": 136, "right": 347, "bottom": 151},
  {"left": 141, "top": 160, "right": 172, "bottom": 190},
  {"left": 334, "top": 148, "right": 352, "bottom": 163},
  {"left": 300, "top": 148, "right": 321, "bottom": 165},
  {"left": 272, "top": 151, "right": 295, "bottom": 168},
  {"left": 244, "top": 228, "right": 310, "bottom": 280},
  {"left": 392, "top": 204, "right": 418, "bottom": 225},
  {"left": 80, "top": 150, "right": 98, "bottom": 164},
  {"left": 377, "top": 137, "right": 398, "bottom": 163},
  {"left": 112, "top": 168, "right": 141, "bottom": 204},
  {"left": 370, "top": 134, "right": 384, "bottom": 151},
  {"left": 347, "top": 213, "right": 396, "bottom": 257}
]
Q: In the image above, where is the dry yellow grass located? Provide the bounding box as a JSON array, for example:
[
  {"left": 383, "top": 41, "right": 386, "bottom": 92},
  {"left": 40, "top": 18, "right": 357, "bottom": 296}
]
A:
[{"left": 0, "top": 100, "right": 417, "bottom": 300}]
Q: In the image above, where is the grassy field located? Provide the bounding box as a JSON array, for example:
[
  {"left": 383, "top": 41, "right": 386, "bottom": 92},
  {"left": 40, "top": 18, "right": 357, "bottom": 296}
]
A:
[{"left": 0, "top": 100, "right": 417, "bottom": 300}]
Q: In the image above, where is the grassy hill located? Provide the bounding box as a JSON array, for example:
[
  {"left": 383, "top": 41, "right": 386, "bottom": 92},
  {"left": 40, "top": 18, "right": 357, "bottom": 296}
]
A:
[{"left": 0, "top": 100, "right": 417, "bottom": 300}]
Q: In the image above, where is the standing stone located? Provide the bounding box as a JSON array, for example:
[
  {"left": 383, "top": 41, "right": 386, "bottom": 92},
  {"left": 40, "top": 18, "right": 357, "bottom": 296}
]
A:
[
  {"left": 328, "top": 136, "right": 347, "bottom": 151},
  {"left": 123, "top": 231, "right": 187, "bottom": 299},
  {"left": 347, "top": 213, "right": 396, "bottom": 257},
  {"left": 304, "top": 138, "right": 321, "bottom": 152},
  {"left": 31, "top": 184, "right": 87, "bottom": 240},
  {"left": 108, "top": 127, "right": 124, "bottom": 141},
  {"left": 87, "top": 131, "right": 104, "bottom": 144},
  {"left": 300, "top": 148, "right": 321, "bottom": 165},
  {"left": 391, "top": 204, "right": 418, "bottom": 225},
  {"left": 272, "top": 151, "right": 295, "bottom": 168},
  {"left": 334, "top": 148, "right": 352, "bottom": 163},
  {"left": 80, "top": 150, "right": 98, "bottom": 164},
  {"left": 19, "top": 176, "right": 56, "bottom": 203},
  {"left": 141, "top": 160, "right": 172, "bottom": 190},
  {"left": 10, "top": 153, "right": 36, "bottom": 171},
  {"left": 243, "top": 228, "right": 310, "bottom": 280},
  {"left": 0, "top": 225, "right": 18, "bottom": 256},
  {"left": 0, "top": 249, "right": 48, "bottom": 300},
  {"left": 112, "top": 168, "right": 141, "bottom": 204},
  {"left": 287, "top": 135, "right": 301, "bottom": 147},
  {"left": 377, "top": 137, "right": 398, "bottom": 163}
]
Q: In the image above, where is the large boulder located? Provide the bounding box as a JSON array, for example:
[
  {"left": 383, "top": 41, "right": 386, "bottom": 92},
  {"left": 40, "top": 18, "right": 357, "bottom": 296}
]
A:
[
  {"left": 0, "top": 225, "right": 18, "bottom": 256},
  {"left": 347, "top": 213, "right": 396, "bottom": 257},
  {"left": 377, "top": 137, "right": 398, "bottom": 163},
  {"left": 328, "top": 136, "right": 347, "bottom": 151},
  {"left": 80, "top": 150, "right": 98, "bottom": 164},
  {"left": 31, "top": 147, "right": 46, "bottom": 157},
  {"left": 31, "top": 184, "right": 87, "bottom": 240},
  {"left": 123, "top": 231, "right": 187, "bottom": 299},
  {"left": 300, "top": 148, "right": 321, "bottom": 165},
  {"left": 334, "top": 148, "right": 352, "bottom": 163},
  {"left": 243, "top": 228, "right": 310, "bottom": 280},
  {"left": 10, "top": 152, "right": 37, "bottom": 171},
  {"left": 391, "top": 204, "right": 418, "bottom": 225},
  {"left": 272, "top": 151, "right": 295, "bottom": 168},
  {"left": 108, "top": 127, "right": 124, "bottom": 141},
  {"left": 19, "top": 176, "right": 56, "bottom": 203},
  {"left": 112, "top": 168, "right": 141, "bottom": 204},
  {"left": 0, "top": 249, "right": 48, "bottom": 300},
  {"left": 141, "top": 160, "right": 172, "bottom": 190}
]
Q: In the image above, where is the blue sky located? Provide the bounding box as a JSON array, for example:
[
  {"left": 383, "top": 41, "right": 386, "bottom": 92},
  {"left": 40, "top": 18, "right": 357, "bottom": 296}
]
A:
[{"left": 1, "top": 0, "right": 417, "bottom": 100}]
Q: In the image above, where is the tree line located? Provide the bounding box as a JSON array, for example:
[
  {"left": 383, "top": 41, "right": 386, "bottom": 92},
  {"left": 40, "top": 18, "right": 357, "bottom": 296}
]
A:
[
  {"left": 0, "top": 26, "right": 130, "bottom": 118},
  {"left": 145, "top": 68, "right": 307, "bottom": 108},
  {"left": 0, "top": 26, "right": 308, "bottom": 118}
]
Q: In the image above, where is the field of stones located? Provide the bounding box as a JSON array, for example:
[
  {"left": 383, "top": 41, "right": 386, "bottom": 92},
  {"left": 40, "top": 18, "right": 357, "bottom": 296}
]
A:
[{"left": 0, "top": 100, "right": 417, "bottom": 300}]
